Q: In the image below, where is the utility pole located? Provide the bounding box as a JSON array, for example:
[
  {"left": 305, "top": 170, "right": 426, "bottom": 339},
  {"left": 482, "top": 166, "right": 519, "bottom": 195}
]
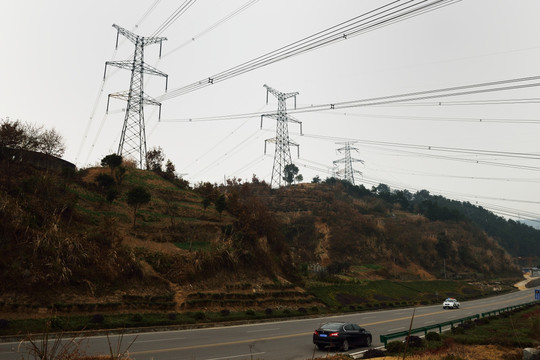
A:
[
  {"left": 333, "top": 141, "right": 363, "bottom": 185},
  {"left": 260, "top": 84, "right": 302, "bottom": 188},
  {"left": 104, "top": 24, "right": 168, "bottom": 169}
]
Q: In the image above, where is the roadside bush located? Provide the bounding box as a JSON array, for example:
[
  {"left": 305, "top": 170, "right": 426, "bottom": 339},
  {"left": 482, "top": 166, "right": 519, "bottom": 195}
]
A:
[
  {"left": 363, "top": 348, "right": 386, "bottom": 358},
  {"left": 406, "top": 335, "right": 424, "bottom": 348},
  {"left": 265, "top": 308, "right": 273, "bottom": 315},
  {"left": 220, "top": 309, "right": 230, "bottom": 316},
  {"left": 451, "top": 325, "right": 465, "bottom": 335},
  {"left": 426, "top": 331, "right": 441, "bottom": 341},
  {"left": 168, "top": 313, "right": 177, "bottom": 320},
  {"left": 298, "top": 307, "right": 307, "bottom": 314},
  {"left": 386, "top": 340, "right": 404, "bottom": 353},
  {"left": 310, "top": 306, "right": 319, "bottom": 313},
  {"left": 0, "top": 319, "right": 9, "bottom": 329},
  {"left": 442, "top": 355, "right": 466, "bottom": 360},
  {"left": 459, "top": 320, "right": 475, "bottom": 330},
  {"left": 194, "top": 311, "right": 206, "bottom": 320},
  {"left": 132, "top": 313, "right": 143, "bottom": 322},
  {"left": 245, "top": 309, "right": 255, "bottom": 316},
  {"left": 474, "top": 317, "right": 490, "bottom": 326},
  {"left": 91, "top": 314, "right": 105, "bottom": 324}
]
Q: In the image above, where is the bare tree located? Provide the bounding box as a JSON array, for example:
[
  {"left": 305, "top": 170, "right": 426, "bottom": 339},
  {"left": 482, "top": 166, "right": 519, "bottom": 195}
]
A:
[
  {"left": 0, "top": 118, "right": 65, "bottom": 157},
  {"left": 37, "top": 128, "right": 65, "bottom": 157}
]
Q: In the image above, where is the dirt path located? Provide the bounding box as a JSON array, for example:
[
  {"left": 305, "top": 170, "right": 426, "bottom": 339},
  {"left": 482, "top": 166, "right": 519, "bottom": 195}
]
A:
[{"left": 514, "top": 273, "right": 540, "bottom": 290}]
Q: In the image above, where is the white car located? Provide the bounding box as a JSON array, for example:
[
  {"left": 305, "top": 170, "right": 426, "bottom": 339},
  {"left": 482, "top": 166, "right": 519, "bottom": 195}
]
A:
[{"left": 443, "top": 298, "right": 460, "bottom": 309}]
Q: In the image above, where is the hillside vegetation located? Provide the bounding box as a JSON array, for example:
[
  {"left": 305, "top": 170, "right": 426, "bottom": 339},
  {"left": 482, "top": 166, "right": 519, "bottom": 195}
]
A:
[{"left": 0, "top": 152, "right": 532, "bottom": 318}]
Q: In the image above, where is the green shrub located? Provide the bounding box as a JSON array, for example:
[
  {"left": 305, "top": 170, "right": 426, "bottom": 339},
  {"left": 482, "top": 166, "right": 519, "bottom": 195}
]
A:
[
  {"left": 194, "top": 311, "right": 206, "bottom": 320},
  {"left": 529, "top": 317, "right": 540, "bottom": 338},
  {"left": 406, "top": 335, "right": 424, "bottom": 348},
  {"left": 91, "top": 314, "right": 105, "bottom": 324},
  {"left": 442, "top": 355, "right": 466, "bottom": 360},
  {"left": 386, "top": 340, "right": 404, "bottom": 353},
  {"left": 132, "top": 313, "right": 143, "bottom": 322},
  {"left": 426, "top": 331, "right": 441, "bottom": 341},
  {"left": 265, "top": 308, "right": 273, "bottom": 315},
  {"left": 310, "top": 306, "right": 319, "bottom": 313},
  {"left": 245, "top": 309, "right": 255, "bottom": 316},
  {"left": 220, "top": 309, "right": 230, "bottom": 316},
  {"left": 474, "top": 317, "right": 490, "bottom": 326},
  {"left": 459, "top": 320, "right": 475, "bottom": 330},
  {"left": 168, "top": 313, "right": 177, "bottom": 320},
  {"left": 363, "top": 348, "right": 386, "bottom": 358},
  {"left": 0, "top": 319, "right": 9, "bottom": 329},
  {"left": 298, "top": 307, "right": 307, "bottom": 314}
]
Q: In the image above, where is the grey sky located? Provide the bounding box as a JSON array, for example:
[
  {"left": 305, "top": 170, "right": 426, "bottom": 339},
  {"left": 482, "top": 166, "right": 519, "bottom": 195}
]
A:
[{"left": 1, "top": 0, "right": 539, "bottom": 223}]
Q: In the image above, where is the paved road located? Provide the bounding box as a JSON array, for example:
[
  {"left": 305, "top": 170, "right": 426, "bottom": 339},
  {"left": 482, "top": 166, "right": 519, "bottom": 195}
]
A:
[{"left": 1, "top": 288, "right": 536, "bottom": 360}]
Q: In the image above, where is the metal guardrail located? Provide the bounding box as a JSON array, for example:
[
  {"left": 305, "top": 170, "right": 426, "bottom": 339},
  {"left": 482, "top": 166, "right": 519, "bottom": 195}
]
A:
[{"left": 379, "top": 300, "right": 539, "bottom": 347}]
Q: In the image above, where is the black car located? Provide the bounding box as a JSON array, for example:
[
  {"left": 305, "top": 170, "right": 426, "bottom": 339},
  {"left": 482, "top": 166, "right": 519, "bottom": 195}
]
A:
[{"left": 313, "top": 322, "right": 372, "bottom": 351}]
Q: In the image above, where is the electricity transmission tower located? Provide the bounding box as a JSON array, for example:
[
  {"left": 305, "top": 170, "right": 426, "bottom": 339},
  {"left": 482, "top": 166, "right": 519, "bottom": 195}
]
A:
[
  {"left": 260, "top": 84, "right": 302, "bottom": 188},
  {"left": 333, "top": 141, "right": 363, "bottom": 185},
  {"left": 104, "top": 24, "right": 168, "bottom": 169}
]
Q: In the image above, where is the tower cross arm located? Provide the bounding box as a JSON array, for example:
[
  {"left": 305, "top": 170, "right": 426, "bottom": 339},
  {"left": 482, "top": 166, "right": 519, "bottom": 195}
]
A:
[
  {"left": 107, "top": 91, "right": 161, "bottom": 106},
  {"left": 112, "top": 24, "right": 167, "bottom": 46},
  {"left": 337, "top": 145, "right": 360, "bottom": 152},
  {"left": 263, "top": 84, "right": 299, "bottom": 101}
]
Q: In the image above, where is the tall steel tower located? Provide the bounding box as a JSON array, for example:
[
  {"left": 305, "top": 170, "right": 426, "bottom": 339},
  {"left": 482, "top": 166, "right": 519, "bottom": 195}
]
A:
[
  {"left": 260, "top": 84, "right": 302, "bottom": 188},
  {"left": 333, "top": 141, "right": 363, "bottom": 185},
  {"left": 104, "top": 24, "right": 168, "bottom": 169}
]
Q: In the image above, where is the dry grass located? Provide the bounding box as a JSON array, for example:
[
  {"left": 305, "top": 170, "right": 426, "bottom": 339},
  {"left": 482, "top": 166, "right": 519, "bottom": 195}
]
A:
[{"left": 375, "top": 344, "right": 522, "bottom": 360}]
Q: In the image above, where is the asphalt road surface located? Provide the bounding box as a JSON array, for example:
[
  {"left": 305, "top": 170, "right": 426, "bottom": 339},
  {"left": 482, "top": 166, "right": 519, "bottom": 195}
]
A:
[{"left": 1, "top": 288, "right": 536, "bottom": 360}]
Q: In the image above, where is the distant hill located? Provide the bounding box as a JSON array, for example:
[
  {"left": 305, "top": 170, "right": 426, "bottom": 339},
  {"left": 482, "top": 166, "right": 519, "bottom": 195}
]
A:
[{"left": 0, "top": 157, "right": 529, "bottom": 315}]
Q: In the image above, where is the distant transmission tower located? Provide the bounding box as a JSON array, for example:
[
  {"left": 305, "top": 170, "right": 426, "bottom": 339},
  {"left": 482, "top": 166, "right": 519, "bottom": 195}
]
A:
[
  {"left": 104, "top": 24, "right": 168, "bottom": 169},
  {"left": 260, "top": 84, "right": 302, "bottom": 188},
  {"left": 333, "top": 141, "right": 364, "bottom": 185}
]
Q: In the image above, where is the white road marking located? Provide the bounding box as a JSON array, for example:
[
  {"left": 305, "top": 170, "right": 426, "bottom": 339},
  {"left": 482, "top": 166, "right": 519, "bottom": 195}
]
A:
[
  {"left": 206, "top": 352, "right": 265, "bottom": 360},
  {"left": 246, "top": 328, "right": 280, "bottom": 333},
  {"left": 136, "top": 337, "right": 187, "bottom": 343}
]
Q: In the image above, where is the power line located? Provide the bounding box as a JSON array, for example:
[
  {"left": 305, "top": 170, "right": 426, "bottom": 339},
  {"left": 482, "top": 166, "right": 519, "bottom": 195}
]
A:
[
  {"left": 162, "top": 0, "right": 260, "bottom": 57},
  {"left": 151, "top": 0, "right": 197, "bottom": 37},
  {"left": 323, "top": 109, "right": 540, "bottom": 124},
  {"left": 156, "top": 0, "right": 461, "bottom": 102},
  {"left": 159, "top": 75, "right": 540, "bottom": 123},
  {"left": 135, "top": 0, "right": 163, "bottom": 29}
]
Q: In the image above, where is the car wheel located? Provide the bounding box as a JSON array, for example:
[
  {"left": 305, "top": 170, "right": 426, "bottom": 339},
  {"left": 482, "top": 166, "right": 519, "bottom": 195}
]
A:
[
  {"left": 341, "top": 339, "right": 349, "bottom": 351},
  {"left": 443, "top": 306, "right": 447, "bottom": 309},
  {"left": 316, "top": 344, "right": 325, "bottom": 350},
  {"left": 364, "top": 335, "right": 372, "bottom": 347}
]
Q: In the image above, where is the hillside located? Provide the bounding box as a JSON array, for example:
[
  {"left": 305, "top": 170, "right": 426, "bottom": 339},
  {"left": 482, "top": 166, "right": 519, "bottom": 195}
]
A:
[{"left": 0, "top": 157, "right": 528, "bottom": 319}]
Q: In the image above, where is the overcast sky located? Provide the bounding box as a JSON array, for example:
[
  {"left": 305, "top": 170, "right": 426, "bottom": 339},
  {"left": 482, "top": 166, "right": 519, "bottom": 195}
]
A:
[{"left": 1, "top": 0, "right": 539, "bottom": 225}]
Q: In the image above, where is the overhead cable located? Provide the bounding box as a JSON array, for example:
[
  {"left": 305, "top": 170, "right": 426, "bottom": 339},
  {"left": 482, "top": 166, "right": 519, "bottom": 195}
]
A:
[
  {"left": 157, "top": 0, "right": 461, "bottom": 101},
  {"left": 160, "top": 75, "right": 540, "bottom": 123},
  {"left": 163, "top": 0, "right": 260, "bottom": 57},
  {"left": 151, "top": 0, "right": 197, "bottom": 37}
]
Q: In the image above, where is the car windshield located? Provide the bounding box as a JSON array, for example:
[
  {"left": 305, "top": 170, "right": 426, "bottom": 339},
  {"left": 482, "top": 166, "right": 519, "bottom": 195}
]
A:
[{"left": 320, "top": 323, "right": 343, "bottom": 331}]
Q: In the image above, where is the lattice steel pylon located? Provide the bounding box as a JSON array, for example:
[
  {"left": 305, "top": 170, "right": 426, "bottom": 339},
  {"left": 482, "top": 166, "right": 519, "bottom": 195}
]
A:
[
  {"left": 104, "top": 24, "right": 168, "bottom": 169},
  {"left": 333, "top": 141, "right": 364, "bottom": 185},
  {"left": 260, "top": 84, "right": 302, "bottom": 188}
]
